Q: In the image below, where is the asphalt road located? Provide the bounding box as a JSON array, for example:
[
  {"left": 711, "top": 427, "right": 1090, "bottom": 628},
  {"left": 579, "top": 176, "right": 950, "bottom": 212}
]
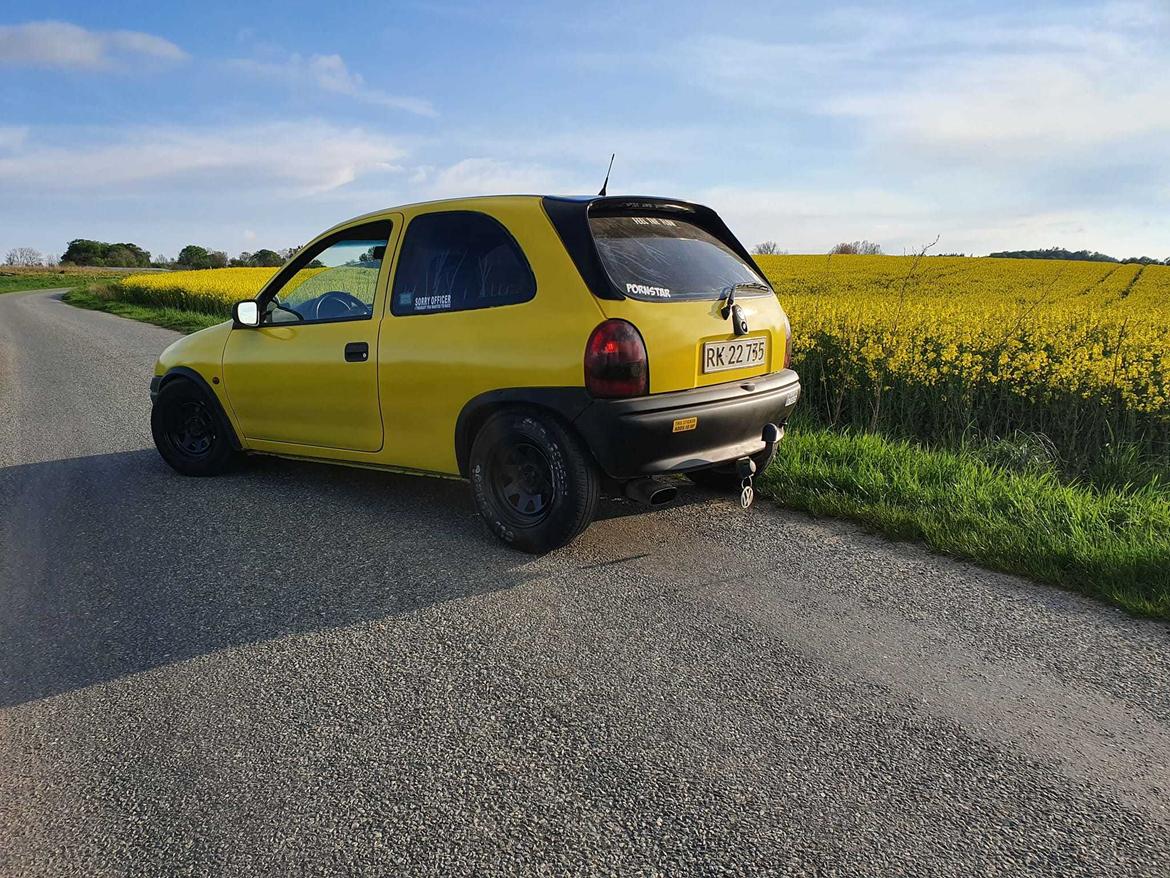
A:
[{"left": 1, "top": 289, "right": 1168, "bottom": 876}]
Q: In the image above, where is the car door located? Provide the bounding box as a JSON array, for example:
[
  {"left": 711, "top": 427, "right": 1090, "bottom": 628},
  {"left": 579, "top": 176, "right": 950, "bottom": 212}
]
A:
[{"left": 222, "top": 219, "right": 397, "bottom": 452}]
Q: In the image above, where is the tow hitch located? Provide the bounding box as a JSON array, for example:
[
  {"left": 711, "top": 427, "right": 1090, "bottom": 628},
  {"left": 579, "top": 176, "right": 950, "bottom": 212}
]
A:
[
  {"left": 736, "top": 424, "right": 783, "bottom": 510},
  {"left": 736, "top": 457, "right": 756, "bottom": 508}
]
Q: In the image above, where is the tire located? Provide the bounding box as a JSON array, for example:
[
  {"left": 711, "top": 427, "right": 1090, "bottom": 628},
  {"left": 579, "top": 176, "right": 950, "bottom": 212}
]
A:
[
  {"left": 151, "top": 378, "right": 240, "bottom": 476},
  {"left": 469, "top": 408, "right": 600, "bottom": 553},
  {"left": 687, "top": 444, "right": 776, "bottom": 492}
]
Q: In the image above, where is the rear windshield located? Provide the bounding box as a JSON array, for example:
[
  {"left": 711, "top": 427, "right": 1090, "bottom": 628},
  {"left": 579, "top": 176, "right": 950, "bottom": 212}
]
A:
[{"left": 589, "top": 215, "right": 767, "bottom": 302}]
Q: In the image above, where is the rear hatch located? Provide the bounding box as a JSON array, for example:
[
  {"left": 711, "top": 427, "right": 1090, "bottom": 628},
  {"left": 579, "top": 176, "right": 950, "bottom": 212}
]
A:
[{"left": 547, "top": 197, "right": 790, "bottom": 394}]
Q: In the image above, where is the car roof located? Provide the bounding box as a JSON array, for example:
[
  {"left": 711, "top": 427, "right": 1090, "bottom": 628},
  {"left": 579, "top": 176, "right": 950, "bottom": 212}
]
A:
[{"left": 322, "top": 194, "right": 702, "bottom": 236}]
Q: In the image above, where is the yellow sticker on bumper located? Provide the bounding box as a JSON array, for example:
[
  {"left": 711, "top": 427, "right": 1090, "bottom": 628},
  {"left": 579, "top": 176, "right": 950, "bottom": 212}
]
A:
[{"left": 672, "top": 417, "right": 698, "bottom": 433}]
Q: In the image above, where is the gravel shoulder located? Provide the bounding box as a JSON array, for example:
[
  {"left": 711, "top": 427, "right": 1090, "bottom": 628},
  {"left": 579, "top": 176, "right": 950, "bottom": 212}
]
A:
[{"left": 1, "top": 290, "right": 1168, "bottom": 876}]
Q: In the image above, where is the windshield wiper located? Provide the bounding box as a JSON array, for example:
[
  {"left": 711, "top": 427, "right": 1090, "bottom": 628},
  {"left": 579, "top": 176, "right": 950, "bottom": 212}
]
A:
[{"left": 720, "top": 282, "right": 771, "bottom": 317}]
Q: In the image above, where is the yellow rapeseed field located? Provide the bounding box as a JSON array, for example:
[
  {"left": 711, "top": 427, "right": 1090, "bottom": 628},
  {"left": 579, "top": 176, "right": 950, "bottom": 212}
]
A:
[
  {"left": 117, "top": 267, "right": 282, "bottom": 314},
  {"left": 756, "top": 254, "right": 1170, "bottom": 467},
  {"left": 119, "top": 255, "right": 1170, "bottom": 468}
]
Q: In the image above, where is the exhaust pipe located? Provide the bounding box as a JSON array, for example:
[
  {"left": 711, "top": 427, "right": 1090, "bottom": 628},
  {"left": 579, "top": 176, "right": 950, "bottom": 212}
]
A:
[{"left": 624, "top": 477, "right": 678, "bottom": 507}]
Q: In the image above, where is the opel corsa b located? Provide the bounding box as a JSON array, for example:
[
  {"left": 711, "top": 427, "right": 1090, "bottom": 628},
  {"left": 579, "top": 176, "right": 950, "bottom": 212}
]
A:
[{"left": 151, "top": 195, "right": 801, "bottom": 552}]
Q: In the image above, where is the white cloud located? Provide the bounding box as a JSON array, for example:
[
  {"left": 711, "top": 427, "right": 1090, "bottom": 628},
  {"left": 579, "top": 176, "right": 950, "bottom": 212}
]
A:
[
  {"left": 0, "top": 127, "right": 30, "bottom": 150},
  {"left": 695, "top": 185, "right": 935, "bottom": 254},
  {"left": 826, "top": 41, "right": 1170, "bottom": 161},
  {"left": 0, "top": 20, "right": 187, "bottom": 70},
  {"left": 679, "top": 3, "right": 1170, "bottom": 161},
  {"left": 411, "top": 157, "right": 579, "bottom": 198},
  {"left": 696, "top": 184, "right": 1170, "bottom": 258},
  {"left": 230, "top": 52, "right": 436, "bottom": 117},
  {"left": 0, "top": 122, "right": 404, "bottom": 194}
]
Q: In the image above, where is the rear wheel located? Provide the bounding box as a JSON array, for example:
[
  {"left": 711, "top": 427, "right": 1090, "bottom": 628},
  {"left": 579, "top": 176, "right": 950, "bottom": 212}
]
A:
[
  {"left": 470, "top": 409, "right": 600, "bottom": 553},
  {"left": 151, "top": 378, "right": 239, "bottom": 476},
  {"left": 687, "top": 444, "right": 776, "bottom": 491}
]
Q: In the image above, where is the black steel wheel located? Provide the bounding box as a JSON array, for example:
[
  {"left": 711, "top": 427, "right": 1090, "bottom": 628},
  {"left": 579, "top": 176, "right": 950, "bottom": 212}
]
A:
[
  {"left": 151, "top": 378, "right": 240, "bottom": 476},
  {"left": 470, "top": 409, "right": 599, "bottom": 553},
  {"left": 490, "top": 441, "right": 556, "bottom": 525}
]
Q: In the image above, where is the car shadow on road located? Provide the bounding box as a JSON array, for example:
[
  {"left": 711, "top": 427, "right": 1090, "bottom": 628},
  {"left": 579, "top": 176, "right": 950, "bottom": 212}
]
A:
[{"left": 0, "top": 449, "right": 703, "bottom": 708}]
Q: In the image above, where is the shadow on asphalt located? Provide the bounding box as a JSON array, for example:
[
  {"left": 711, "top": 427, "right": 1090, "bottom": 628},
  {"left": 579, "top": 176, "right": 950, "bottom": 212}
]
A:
[{"left": 0, "top": 449, "right": 709, "bottom": 707}]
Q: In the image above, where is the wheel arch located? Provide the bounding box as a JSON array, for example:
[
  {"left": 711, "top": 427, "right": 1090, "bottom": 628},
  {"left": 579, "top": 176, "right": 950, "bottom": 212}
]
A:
[
  {"left": 158, "top": 367, "right": 244, "bottom": 451},
  {"left": 454, "top": 388, "right": 593, "bottom": 478}
]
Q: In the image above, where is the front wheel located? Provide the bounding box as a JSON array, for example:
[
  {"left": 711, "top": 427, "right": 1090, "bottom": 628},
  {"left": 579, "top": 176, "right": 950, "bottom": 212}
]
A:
[
  {"left": 469, "top": 409, "right": 600, "bottom": 553},
  {"left": 151, "top": 379, "right": 240, "bottom": 476}
]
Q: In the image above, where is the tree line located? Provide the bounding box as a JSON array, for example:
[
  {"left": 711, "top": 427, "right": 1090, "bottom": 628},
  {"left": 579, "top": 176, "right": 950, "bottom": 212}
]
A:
[
  {"left": 987, "top": 246, "right": 1168, "bottom": 265},
  {"left": 748, "top": 240, "right": 1168, "bottom": 264},
  {"left": 3, "top": 239, "right": 304, "bottom": 270}
]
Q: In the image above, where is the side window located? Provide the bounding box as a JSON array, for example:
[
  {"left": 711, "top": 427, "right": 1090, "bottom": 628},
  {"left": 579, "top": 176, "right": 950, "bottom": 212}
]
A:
[
  {"left": 391, "top": 211, "right": 536, "bottom": 316},
  {"left": 263, "top": 222, "right": 391, "bottom": 324}
]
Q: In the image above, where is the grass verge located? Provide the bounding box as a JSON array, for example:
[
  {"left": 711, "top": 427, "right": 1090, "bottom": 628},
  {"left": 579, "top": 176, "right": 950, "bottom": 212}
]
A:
[
  {"left": 63, "top": 286, "right": 223, "bottom": 334},
  {"left": 760, "top": 423, "right": 1170, "bottom": 619},
  {"left": 0, "top": 270, "right": 119, "bottom": 294}
]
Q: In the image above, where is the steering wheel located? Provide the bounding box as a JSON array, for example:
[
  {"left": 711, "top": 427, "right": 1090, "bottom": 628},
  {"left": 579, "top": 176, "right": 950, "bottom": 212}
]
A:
[{"left": 315, "top": 291, "right": 368, "bottom": 320}]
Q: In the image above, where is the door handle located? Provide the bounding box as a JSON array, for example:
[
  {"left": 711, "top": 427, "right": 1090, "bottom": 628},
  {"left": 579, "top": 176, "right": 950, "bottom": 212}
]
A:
[{"left": 344, "top": 342, "right": 369, "bottom": 362}]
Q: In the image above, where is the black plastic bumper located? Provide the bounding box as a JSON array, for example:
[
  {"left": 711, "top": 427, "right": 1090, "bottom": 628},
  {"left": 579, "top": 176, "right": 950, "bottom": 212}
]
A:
[{"left": 574, "top": 369, "right": 801, "bottom": 479}]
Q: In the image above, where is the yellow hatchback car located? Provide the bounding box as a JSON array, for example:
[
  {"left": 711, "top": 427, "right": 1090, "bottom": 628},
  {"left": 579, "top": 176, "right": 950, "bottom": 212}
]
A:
[{"left": 150, "top": 195, "right": 801, "bottom": 552}]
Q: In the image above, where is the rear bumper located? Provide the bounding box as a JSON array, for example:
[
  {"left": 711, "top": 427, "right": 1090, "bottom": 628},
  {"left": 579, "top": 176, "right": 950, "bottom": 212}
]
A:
[{"left": 574, "top": 369, "right": 801, "bottom": 479}]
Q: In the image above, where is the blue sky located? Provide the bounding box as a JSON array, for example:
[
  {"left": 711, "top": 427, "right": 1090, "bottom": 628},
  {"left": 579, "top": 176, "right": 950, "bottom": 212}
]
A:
[{"left": 1, "top": 0, "right": 1168, "bottom": 260}]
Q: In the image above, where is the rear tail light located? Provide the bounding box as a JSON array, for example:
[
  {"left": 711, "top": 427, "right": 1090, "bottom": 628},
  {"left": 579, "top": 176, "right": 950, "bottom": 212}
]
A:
[
  {"left": 783, "top": 314, "right": 793, "bottom": 369},
  {"left": 585, "top": 319, "right": 648, "bottom": 398}
]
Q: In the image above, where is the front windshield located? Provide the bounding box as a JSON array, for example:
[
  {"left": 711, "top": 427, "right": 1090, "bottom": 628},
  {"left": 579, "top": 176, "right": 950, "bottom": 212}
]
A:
[{"left": 589, "top": 215, "right": 767, "bottom": 302}]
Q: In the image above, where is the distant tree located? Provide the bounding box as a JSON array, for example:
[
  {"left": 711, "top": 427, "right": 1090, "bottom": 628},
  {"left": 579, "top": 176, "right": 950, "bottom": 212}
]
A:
[
  {"left": 61, "top": 239, "right": 108, "bottom": 266},
  {"left": 104, "top": 244, "right": 151, "bottom": 267},
  {"left": 5, "top": 247, "right": 44, "bottom": 266},
  {"left": 279, "top": 246, "right": 302, "bottom": 260},
  {"left": 125, "top": 243, "right": 151, "bottom": 266},
  {"left": 208, "top": 250, "right": 228, "bottom": 269},
  {"left": 60, "top": 239, "right": 149, "bottom": 267},
  {"left": 104, "top": 245, "right": 135, "bottom": 267},
  {"left": 753, "top": 241, "right": 783, "bottom": 255},
  {"left": 177, "top": 244, "right": 212, "bottom": 269},
  {"left": 830, "top": 240, "right": 883, "bottom": 255},
  {"left": 249, "top": 248, "right": 284, "bottom": 267}
]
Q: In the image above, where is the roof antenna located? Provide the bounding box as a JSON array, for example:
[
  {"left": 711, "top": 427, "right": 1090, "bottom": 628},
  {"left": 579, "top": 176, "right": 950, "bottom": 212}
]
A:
[{"left": 598, "top": 153, "right": 615, "bottom": 196}]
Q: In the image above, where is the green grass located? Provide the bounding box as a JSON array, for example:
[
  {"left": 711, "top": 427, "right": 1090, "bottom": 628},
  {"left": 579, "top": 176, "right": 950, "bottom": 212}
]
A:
[
  {"left": 760, "top": 422, "right": 1170, "bottom": 619},
  {"left": 63, "top": 286, "right": 223, "bottom": 334},
  {"left": 0, "top": 270, "right": 119, "bottom": 293}
]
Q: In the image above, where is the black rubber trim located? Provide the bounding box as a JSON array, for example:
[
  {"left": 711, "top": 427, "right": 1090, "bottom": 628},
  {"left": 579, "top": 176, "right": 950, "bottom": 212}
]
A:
[
  {"left": 156, "top": 367, "right": 243, "bottom": 451},
  {"left": 541, "top": 195, "right": 772, "bottom": 302},
  {"left": 454, "top": 370, "right": 801, "bottom": 481}
]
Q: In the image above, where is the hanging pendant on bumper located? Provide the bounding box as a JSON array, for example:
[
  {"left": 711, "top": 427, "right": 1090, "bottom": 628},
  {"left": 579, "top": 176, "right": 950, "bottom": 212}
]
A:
[{"left": 735, "top": 457, "right": 756, "bottom": 509}]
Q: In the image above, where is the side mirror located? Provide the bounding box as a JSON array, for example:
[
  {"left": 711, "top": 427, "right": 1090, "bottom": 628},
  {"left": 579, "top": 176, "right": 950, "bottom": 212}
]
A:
[{"left": 233, "top": 300, "right": 260, "bottom": 327}]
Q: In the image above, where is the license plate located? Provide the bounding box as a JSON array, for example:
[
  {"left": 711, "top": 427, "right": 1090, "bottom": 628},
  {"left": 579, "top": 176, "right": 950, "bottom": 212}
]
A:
[{"left": 701, "top": 336, "right": 768, "bottom": 373}]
